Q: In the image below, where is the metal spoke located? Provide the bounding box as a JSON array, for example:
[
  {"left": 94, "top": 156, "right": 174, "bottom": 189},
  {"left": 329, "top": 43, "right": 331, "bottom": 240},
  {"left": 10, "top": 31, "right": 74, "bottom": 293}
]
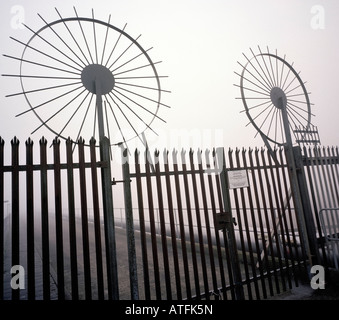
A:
[
  {"left": 281, "top": 62, "right": 294, "bottom": 91},
  {"left": 266, "top": 47, "right": 277, "bottom": 87},
  {"left": 286, "top": 103, "right": 311, "bottom": 124},
  {"left": 38, "top": 12, "right": 89, "bottom": 67},
  {"left": 108, "top": 34, "right": 142, "bottom": 70},
  {"left": 242, "top": 52, "right": 272, "bottom": 91},
  {"left": 55, "top": 91, "right": 91, "bottom": 139},
  {"left": 23, "top": 22, "right": 84, "bottom": 69},
  {"left": 3, "top": 54, "right": 81, "bottom": 75},
  {"left": 114, "top": 85, "right": 170, "bottom": 108},
  {"left": 15, "top": 84, "right": 84, "bottom": 117},
  {"left": 73, "top": 7, "right": 94, "bottom": 64},
  {"left": 31, "top": 88, "right": 87, "bottom": 134},
  {"left": 92, "top": 9, "right": 99, "bottom": 64},
  {"left": 240, "top": 99, "right": 271, "bottom": 113},
  {"left": 6, "top": 81, "right": 82, "bottom": 98},
  {"left": 113, "top": 88, "right": 166, "bottom": 122},
  {"left": 107, "top": 93, "right": 146, "bottom": 147},
  {"left": 246, "top": 103, "right": 273, "bottom": 127},
  {"left": 278, "top": 54, "right": 286, "bottom": 88},
  {"left": 234, "top": 71, "right": 271, "bottom": 94},
  {"left": 105, "top": 96, "right": 132, "bottom": 149},
  {"left": 9, "top": 36, "right": 82, "bottom": 72},
  {"left": 234, "top": 83, "right": 270, "bottom": 96},
  {"left": 104, "top": 23, "right": 127, "bottom": 68},
  {"left": 287, "top": 101, "right": 315, "bottom": 116},
  {"left": 257, "top": 46, "right": 275, "bottom": 88},
  {"left": 114, "top": 60, "right": 162, "bottom": 76},
  {"left": 109, "top": 91, "right": 159, "bottom": 136},
  {"left": 73, "top": 94, "right": 94, "bottom": 151},
  {"left": 2, "top": 74, "right": 80, "bottom": 80},
  {"left": 112, "top": 47, "right": 153, "bottom": 73},
  {"left": 100, "top": 14, "right": 111, "bottom": 65},
  {"left": 115, "top": 81, "right": 170, "bottom": 93}
]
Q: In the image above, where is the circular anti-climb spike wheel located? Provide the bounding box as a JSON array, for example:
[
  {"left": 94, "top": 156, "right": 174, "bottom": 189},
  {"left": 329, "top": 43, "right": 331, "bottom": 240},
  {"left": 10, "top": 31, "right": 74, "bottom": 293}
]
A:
[
  {"left": 235, "top": 46, "right": 314, "bottom": 146},
  {"left": 3, "top": 7, "right": 170, "bottom": 147}
]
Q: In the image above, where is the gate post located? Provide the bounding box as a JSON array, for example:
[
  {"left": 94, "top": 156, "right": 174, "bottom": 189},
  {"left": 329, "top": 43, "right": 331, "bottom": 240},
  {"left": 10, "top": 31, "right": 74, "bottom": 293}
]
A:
[
  {"left": 284, "top": 143, "right": 312, "bottom": 272},
  {"left": 100, "top": 136, "right": 119, "bottom": 300},
  {"left": 121, "top": 148, "right": 139, "bottom": 300},
  {"left": 216, "top": 148, "right": 245, "bottom": 300},
  {"left": 293, "top": 146, "right": 319, "bottom": 265}
]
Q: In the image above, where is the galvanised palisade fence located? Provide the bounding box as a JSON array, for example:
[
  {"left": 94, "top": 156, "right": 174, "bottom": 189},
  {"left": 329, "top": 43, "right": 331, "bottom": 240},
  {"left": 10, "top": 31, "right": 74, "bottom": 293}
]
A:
[{"left": 1, "top": 136, "right": 339, "bottom": 300}]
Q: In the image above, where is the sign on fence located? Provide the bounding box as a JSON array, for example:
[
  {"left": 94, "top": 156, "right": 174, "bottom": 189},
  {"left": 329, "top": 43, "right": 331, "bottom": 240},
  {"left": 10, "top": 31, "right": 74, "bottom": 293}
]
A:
[{"left": 227, "top": 170, "right": 249, "bottom": 189}]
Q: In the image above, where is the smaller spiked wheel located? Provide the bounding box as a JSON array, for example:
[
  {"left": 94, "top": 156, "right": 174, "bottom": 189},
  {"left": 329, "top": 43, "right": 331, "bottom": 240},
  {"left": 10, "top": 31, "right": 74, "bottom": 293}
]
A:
[{"left": 235, "top": 46, "right": 314, "bottom": 146}]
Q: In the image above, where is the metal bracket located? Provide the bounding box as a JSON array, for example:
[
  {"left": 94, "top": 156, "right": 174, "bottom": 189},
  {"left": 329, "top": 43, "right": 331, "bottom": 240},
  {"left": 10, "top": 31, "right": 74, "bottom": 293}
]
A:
[
  {"left": 111, "top": 177, "right": 132, "bottom": 185},
  {"left": 214, "top": 212, "right": 237, "bottom": 230}
]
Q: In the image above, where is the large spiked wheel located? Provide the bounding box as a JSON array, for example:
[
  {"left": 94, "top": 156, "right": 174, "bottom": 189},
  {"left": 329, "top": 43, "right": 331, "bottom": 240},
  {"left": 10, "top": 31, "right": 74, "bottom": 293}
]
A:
[
  {"left": 236, "top": 47, "right": 313, "bottom": 146},
  {"left": 4, "top": 8, "right": 169, "bottom": 147}
]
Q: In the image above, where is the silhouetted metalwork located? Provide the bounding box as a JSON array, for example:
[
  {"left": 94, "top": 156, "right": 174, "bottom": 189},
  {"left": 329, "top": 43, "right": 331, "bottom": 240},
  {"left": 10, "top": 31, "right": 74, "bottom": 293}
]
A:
[{"left": 3, "top": 7, "right": 170, "bottom": 148}]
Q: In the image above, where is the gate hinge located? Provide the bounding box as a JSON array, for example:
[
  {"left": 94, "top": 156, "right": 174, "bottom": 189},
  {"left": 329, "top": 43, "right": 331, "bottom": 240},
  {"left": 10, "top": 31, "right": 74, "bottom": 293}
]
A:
[{"left": 112, "top": 177, "right": 132, "bottom": 185}]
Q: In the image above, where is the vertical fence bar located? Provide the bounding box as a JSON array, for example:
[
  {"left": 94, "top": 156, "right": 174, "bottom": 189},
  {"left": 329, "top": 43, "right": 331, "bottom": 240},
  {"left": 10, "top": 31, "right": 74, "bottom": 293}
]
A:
[
  {"left": 198, "top": 150, "right": 218, "bottom": 299},
  {"left": 248, "top": 148, "right": 269, "bottom": 299},
  {"left": 181, "top": 150, "right": 200, "bottom": 299},
  {"left": 255, "top": 149, "right": 274, "bottom": 296},
  {"left": 172, "top": 150, "right": 191, "bottom": 299},
  {"left": 89, "top": 138, "right": 104, "bottom": 300},
  {"left": 11, "top": 137, "right": 20, "bottom": 300},
  {"left": 78, "top": 138, "right": 92, "bottom": 300},
  {"left": 100, "top": 136, "right": 119, "bottom": 300},
  {"left": 237, "top": 148, "right": 261, "bottom": 299},
  {"left": 145, "top": 149, "right": 161, "bottom": 299},
  {"left": 25, "top": 138, "right": 35, "bottom": 300},
  {"left": 277, "top": 148, "right": 299, "bottom": 287},
  {"left": 261, "top": 148, "right": 281, "bottom": 294},
  {"left": 122, "top": 148, "right": 139, "bottom": 300},
  {"left": 53, "top": 138, "right": 65, "bottom": 300},
  {"left": 66, "top": 138, "right": 79, "bottom": 300},
  {"left": 134, "top": 150, "right": 151, "bottom": 300},
  {"left": 0, "top": 137, "right": 4, "bottom": 300},
  {"left": 189, "top": 150, "right": 209, "bottom": 299},
  {"left": 267, "top": 149, "right": 288, "bottom": 292},
  {"left": 241, "top": 148, "right": 265, "bottom": 299},
  {"left": 39, "top": 137, "right": 50, "bottom": 300},
  {"left": 154, "top": 150, "right": 172, "bottom": 299},
  {"left": 229, "top": 149, "right": 252, "bottom": 299},
  {"left": 164, "top": 150, "right": 182, "bottom": 299}
]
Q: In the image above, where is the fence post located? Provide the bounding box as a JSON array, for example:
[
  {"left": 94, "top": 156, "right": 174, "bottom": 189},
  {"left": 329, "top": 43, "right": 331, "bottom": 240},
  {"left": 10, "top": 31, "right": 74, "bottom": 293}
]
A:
[
  {"left": 216, "top": 147, "right": 245, "bottom": 300},
  {"left": 293, "top": 146, "right": 320, "bottom": 265},
  {"left": 0, "top": 137, "right": 4, "bottom": 300},
  {"left": 100, "top": 136, "right": 119, "bottom": 300},
  {"left": 284, "top": 144, "right": 312, "bottom": 274},
  {"left": 11, "top": 137, "right": 20, "bottom": 300},
  {"left": 121, "top": 148, "right": 139, "bottom": 300}
]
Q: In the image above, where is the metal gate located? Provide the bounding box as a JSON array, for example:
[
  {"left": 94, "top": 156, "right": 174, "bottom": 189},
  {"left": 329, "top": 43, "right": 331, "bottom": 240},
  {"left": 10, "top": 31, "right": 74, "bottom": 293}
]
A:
[{"left": 121, "top": 146, "right": 309, "bottom": 300}]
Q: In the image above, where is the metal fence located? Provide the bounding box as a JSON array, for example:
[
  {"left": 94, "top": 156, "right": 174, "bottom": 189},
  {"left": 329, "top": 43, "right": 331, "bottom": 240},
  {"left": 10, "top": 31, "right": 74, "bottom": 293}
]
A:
[
  {"left": 1, "top": 136, "right": 339, "bottom": 300},
  {"left": 0, "top": 136, "right": 116, "bottom": 300},
  {"left": 121, "top": 147, "right": 309, "bottom": 300}
]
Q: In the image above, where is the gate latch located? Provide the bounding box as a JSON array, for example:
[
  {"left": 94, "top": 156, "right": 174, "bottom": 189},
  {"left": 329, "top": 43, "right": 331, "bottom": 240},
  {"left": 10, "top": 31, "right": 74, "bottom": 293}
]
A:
[{"left": 214, "top": 212, "right": 237, "bottom": 230}]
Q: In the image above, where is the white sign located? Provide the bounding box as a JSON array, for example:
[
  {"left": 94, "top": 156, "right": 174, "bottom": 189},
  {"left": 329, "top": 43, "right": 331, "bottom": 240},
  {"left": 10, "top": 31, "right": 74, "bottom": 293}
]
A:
[{"left": 228, "top": 170, "right": 249, "bottom": 189}]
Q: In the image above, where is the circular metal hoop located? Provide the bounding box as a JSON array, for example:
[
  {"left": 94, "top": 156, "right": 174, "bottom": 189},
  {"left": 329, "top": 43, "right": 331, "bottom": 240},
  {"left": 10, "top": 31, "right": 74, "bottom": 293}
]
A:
[
  {"left": 238, "top": 50, "right": 312, "bottom": 146},
  {"left": 17, "top": 14, "right": 168, "bottom": 147}
]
